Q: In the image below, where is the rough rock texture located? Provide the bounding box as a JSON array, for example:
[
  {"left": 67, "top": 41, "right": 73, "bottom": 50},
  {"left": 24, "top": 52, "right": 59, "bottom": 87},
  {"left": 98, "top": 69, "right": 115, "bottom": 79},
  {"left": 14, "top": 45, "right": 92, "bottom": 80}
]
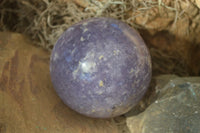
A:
[
  {"left": 0, "top": 32, "right": 119, "bottom": 133},
  {"left": 126, "top": 75, "right": 200, "bottom": 133},
  {"left": 50, "top": 17, "right": 152, "bottom": 118}
]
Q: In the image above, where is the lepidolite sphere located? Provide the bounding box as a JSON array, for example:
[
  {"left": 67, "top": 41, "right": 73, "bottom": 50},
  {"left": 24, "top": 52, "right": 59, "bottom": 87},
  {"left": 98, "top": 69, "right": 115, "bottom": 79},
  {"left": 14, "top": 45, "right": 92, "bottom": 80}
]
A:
[{"left": 50, "top": 17, "right": 152, "bottom": 118}]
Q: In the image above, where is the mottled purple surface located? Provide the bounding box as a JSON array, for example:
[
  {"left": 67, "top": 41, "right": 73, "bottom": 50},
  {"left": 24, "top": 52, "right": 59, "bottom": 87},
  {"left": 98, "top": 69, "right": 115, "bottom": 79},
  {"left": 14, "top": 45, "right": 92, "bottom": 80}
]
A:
[{"left": 50, "top": 17, "right": 152, "bottom": 118}]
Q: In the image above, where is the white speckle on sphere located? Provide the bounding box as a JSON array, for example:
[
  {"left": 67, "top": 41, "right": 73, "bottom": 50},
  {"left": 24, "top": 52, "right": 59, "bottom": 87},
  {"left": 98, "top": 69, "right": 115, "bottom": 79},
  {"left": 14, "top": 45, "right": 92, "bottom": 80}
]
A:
[
  {"left": 95, "top": 89, "right": 104, "bottom": 95},
  {"left": 105, "top": 97, "right": 115, "bottom": 105},
  {"left": 81, "top": 61, "right": 96, "bottom": 73},
  {"left": 113, "top": 50, "right": 120, "bottom": 55},
  {"left": 87, "top": 34, "right": 91, "bottom": 39},
  {"left": 53, "top": 52, "right": 59, "bottom": 61}
]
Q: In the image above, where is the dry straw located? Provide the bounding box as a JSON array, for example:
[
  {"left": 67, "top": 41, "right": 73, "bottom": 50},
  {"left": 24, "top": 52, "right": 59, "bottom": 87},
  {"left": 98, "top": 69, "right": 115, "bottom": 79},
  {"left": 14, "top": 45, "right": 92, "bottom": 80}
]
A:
[{"left": 0, "top": 0, "right": 187, "bottom": 49}]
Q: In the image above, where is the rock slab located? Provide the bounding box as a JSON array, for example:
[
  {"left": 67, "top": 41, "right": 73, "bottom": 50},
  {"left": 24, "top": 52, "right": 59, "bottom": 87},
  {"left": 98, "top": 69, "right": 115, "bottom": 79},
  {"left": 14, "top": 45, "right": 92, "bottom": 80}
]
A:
[{"left": 127, "top": 75, "right": 200, "bottom": 133}]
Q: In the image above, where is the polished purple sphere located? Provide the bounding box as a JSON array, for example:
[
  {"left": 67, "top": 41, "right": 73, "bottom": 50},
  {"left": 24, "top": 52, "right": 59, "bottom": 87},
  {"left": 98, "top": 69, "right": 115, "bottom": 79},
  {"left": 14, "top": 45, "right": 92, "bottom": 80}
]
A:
[{"left": 50, "top": 17, "right": 152, "bottom": 118}]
